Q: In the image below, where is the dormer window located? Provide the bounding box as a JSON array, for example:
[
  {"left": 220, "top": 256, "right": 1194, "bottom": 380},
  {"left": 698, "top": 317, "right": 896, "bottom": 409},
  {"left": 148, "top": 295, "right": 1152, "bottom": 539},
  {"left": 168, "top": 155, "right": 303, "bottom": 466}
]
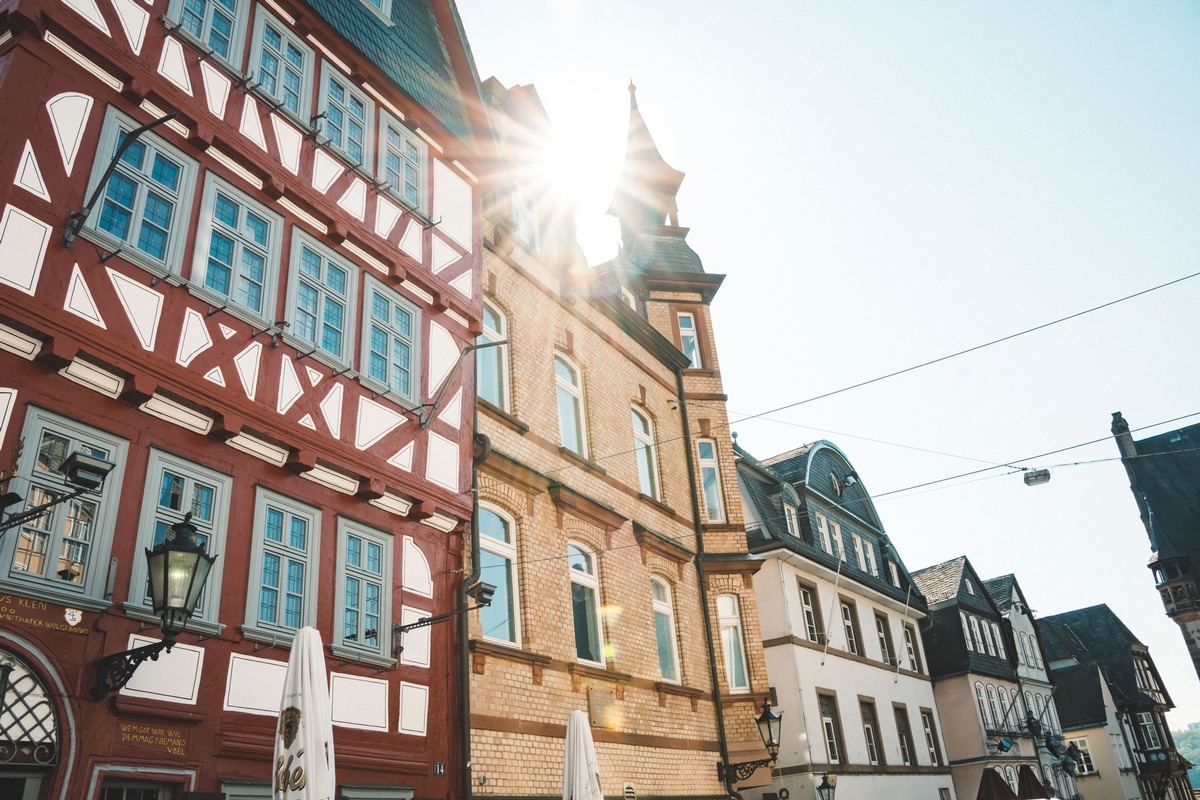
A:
[{"left": 965, "top": 579, "right": 975, "bottom": 595}]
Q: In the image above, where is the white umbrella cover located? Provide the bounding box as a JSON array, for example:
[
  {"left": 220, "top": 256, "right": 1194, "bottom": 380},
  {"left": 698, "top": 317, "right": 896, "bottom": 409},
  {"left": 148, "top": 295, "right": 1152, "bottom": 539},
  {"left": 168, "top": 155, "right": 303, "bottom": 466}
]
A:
[
  {"left": 564, "top": 710, "right": 603, "bottom": 800},
  {"left": 274, "top": 626, "right": 336, "bottom": 800}
]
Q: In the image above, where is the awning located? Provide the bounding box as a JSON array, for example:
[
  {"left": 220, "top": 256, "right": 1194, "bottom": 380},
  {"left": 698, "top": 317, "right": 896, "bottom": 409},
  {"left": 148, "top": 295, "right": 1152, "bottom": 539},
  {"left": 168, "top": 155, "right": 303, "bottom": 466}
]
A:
[
  {"left": 977, "top": 767, "right": 1019, "bottom": 800},
  {"left": 1017, "top": 763, "right": 1051, "bottom": 799}
]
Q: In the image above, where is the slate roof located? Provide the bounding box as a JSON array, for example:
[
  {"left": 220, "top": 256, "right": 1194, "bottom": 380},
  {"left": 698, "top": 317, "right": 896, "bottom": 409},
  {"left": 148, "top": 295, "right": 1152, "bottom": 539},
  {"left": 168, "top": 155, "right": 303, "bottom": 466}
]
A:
[
  {"left": 735, "top": 439, "right": 925, "bottom": 611},
  {"left": 623, "top": 229, "right": 705, "bottom": 274},
  {"left": 303, "top": 0, "right": 477, "bottom": 143},
  {"left": 911, "top": 558, "right": 966, "bottom": 605},
  {"left": 1039, "top": 605, "right": 1169, "bottom": 709},
  {"left": 982, "top": 575, "right": 1016, "bottom": 612},
  {"left": 1049, "top": 663, "right": 1110, "bottom": 730}
]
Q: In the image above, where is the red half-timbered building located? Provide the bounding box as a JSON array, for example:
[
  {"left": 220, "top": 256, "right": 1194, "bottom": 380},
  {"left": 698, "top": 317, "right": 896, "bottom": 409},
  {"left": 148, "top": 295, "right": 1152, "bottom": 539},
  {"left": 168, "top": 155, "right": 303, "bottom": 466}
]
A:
[{"left": 0, "top": 0, "right": 484, "bottom": 797}]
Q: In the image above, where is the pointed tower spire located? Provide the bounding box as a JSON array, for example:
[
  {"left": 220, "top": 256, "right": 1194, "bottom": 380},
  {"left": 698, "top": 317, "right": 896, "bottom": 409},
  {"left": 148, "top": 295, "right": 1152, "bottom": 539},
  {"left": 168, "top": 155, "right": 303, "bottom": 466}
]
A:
[{"left": 607, "top": 82, "right": 686, "bottom": 244}]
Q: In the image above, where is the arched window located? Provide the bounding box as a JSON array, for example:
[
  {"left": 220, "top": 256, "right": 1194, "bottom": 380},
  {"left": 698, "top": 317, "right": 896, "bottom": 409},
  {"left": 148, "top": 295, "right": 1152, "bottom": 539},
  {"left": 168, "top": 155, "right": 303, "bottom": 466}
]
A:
[
  {"left": 961, "top": 612, "right": 974, "bottom": 651},
  {"left": 478, "top": 505, "right": 519, "bottom": 645},
  {"left": 1016, "top": 631, "right": 1028, "bottom": 664},
  {"left": 1034, "top": 694, "right": 1046, "bottom": 730},
  {"left": 1010, "top": 688, "right": 1024, "bottom": 726},
  {"left": 554, "top": 355, "right": 587, "bottom": 456},
  {"left": 695, "top": 439, "right": 725, "bottom": 523},
  {"left": 717, "top": 594, "right": 749, "bottom": 692},
  {"left": 982, "top": 619, "right": 997, "bottom": 656},
  {"left": 969, "top": 616, "right": 985, "bottom": 653},
  {"left": 631, "top": 408, "right": 660, "bottom": 500},
  {"left": 476, "top": 301, "right": 508, "bottom": 410},
  {"left": 567, "top": 543, "right": 604, "bottom": 664},
  {"left": 991, "top": 622, "right": 1007, "bottom": 659},
  {"left": 975, "top": 682, "right": 991, "bottom": 728},
  {"left": 986, "top": 684, "right": 1002, "bottom": 730},
  {"left": 651, "top": 578, "right": 680, "bottom": 683},
  {"left": 1004, "top": 766, "right": 1018, "bottom": 792}
]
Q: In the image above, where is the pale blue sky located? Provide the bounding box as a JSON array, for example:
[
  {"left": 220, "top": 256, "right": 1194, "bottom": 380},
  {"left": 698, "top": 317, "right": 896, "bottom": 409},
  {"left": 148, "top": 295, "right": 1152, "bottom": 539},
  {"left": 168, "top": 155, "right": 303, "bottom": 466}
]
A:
[{"left": 457, "top": 1, "right": 1200, "bottom": 727}]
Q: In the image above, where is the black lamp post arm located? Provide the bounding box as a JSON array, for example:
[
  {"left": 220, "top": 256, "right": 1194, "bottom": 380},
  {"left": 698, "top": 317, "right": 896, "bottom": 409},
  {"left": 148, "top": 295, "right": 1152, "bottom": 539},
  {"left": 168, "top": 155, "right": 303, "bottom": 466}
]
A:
[
  {"left": 91, "top": 631, "right": 178, "bottom": 700},
  {"left": 0, "top": 484, "right": 91, "bottom": 534},
  {"left": 717, "top": 757, "right": 776, "bottom": 783}
]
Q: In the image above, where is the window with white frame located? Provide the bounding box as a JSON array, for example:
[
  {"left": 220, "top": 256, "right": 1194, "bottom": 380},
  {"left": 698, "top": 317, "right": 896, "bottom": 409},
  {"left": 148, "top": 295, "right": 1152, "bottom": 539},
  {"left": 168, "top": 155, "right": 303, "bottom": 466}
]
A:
[
  {"left": 333, "top": 518, "right": 392, "bottom": 662},
  {"left": 887, "top": 561, "right": 900, "bottom": 587},
  {"left": 840, "top": 599, "right": 861, "bottom": 655},
  {"left": 816, "top": 513, "right": 830, "bottom": 553},
  {"left": 991, "top": 622, "right": 1007, "bottom": 659},
  {"left": 361, "top": 276, "right": 419, "bottom": 404},
  {"left": 852, "top": 533, "right": 866, "bottom": 571},
  {"left": 99, "top": 779, "right": 176, "bottom": 800},
  {"left": 961, "top": 611, "right": 974, "bottom": 651},
  {"left": 965, "top": 578, "right": 975, "bottom": 595},
  {"left": 922, "top": 710, "right": 943, "bottom": 766},
  {"left": 875, "top": 612, "right": 895, "bottom": 665},
  {"left": 695, "top": 439, "right": 725, "bottom": 523},
  {"left": 829, "top": 520, "right": 845, "bottom": 561},
  {"left": 359, "top": 0, "right": 392, "bottom": 19},
  {"left": 1016, "top": 631, "right": 1027, "bottom": 664},
  {"left": 784, "top": 504, "right": 799, "bottom": 537},
  {"left": 478, "top": 506, "right": 519, "bottom": 645},
  {"left": 244, "top": 489, "right": 320, "bottom": 641},
  {"left": 630, "top": 408, "right": 660, "bottom": 500},
  {"left": 1110, "top": 733, "right": 1131, "bottom": 770},
  {"left": 975, "top": 682, "right": 992, "bottom": 728},
  {"left": 717, "top": 594, "right": 749, "bottom": 692},
  {"left": 1023, "top": 631, "right": 1038, "bottom": 667},
  {"left": 319, "top": 64, "right": 373, "bottom": 164},
  {"left": 820, "top": 694, "right": 844, "bottom": 763},
  {"left": 797, "top": 581, "right": 823, "bottom": 644},
  {"left": 863, "top": 540, "right": 878, "bottom": 576},
  {"left": 85, "top": 107, "right": 198, "bottom": 272},
  {"left": 250, "top": 9, "right": 313, "bottom": 118},
  {"left": 861, "top": 700, "right": 883, "bottom": 765},
  {"left": 1067, "top": 737, "right": 1095, "bottom": 774},
  {"left": 1137, "top": 712, "right": 1163, "bottom": 749},
  {"left": 894, "top": 705, "right": 914, "bottom": 765},
  {"left": 193, "top": 175, "right": 281, "bottom": 320},
  {"left": 985, "top": 685, "right": 1002, "bottom": 730},
  {"left": 651, "top": 578, "right": 680, "bottom": 683},
  {"left": 554, "top": 355, "right": 587, "bottom": 456},
  {"left": 379, "top": 111, "right": 426, "bottom": 211},
  {"left": 476, "top": 301, "right": 508, "bottom": 410},
  {"left": 969, "top": 615, "right": 985, "bottom": 652},
  {"left": 127, "top": 450, "right": 231, "bottom": 629},
  {"left": 287, "top": 232, "right": 356, "bottom": 366},
  {"left": 676, "top": 311, "right": 701, "bottom": 368},
  {"left": 168, "top": 0, "right": 248, "bottom": 63},
  {"left": 981, "top": 619, "right": 997, "bottom": 656},
  {"left": 511, "top": 186, "right": 540, "bottom": 250},
  {"left": 2, "top": 409, "right": 127, "bottom": 606},
  {"left": 904, "top": 624, "right": 922, "bottom": 673},
  {"left": 568, "top": 543, "right": 604, "bottom": 665}
]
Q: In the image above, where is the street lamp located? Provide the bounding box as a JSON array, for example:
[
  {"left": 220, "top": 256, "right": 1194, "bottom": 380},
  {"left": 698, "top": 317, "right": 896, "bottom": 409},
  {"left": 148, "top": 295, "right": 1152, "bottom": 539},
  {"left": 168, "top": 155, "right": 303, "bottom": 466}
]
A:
[
  {"left": 816, "top": 773, "right": 837, "bottom": 800},
  {"left": 716, "top": 700, "right": 784, "bottom": 783},
  {"left": 92, "top": 513, "right": 217, "bottom": 699}
]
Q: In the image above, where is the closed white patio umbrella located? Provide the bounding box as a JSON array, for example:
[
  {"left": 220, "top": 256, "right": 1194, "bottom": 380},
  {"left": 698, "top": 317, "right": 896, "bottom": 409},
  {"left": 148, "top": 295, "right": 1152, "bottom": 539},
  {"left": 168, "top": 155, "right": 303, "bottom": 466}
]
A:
[
  {"left": 273, "top": 626, "right": 336, "bottom": 800},
  {"left": 564, "top": 710, "right": 603, "bottom": 800}
]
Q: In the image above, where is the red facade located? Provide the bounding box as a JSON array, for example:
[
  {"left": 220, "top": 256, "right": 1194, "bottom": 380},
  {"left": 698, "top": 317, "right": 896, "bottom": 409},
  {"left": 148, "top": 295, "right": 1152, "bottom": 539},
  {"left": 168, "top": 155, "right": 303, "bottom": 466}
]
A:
[{"left": 0, "top": 0, "right": 482, "bottom": 797}]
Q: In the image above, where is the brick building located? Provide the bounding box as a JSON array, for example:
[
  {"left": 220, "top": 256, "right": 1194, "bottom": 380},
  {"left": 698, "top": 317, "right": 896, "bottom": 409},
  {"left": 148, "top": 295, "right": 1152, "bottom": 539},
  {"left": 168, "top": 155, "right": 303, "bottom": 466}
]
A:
[
  {"left": 0, "top": 1, "right": 483, "bottom": 797},
  {"left": 466, "top": 81, "right": 768, "bottom": 800}
]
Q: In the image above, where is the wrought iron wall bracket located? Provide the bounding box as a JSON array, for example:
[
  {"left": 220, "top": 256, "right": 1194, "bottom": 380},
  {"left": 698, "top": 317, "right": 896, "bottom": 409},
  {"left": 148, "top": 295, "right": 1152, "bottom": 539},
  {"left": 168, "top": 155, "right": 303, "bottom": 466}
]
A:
[
  {"left": 92, "top": 634, "right": 176, "bottom": 700},
  {"left": 716, "top": 757, "right": 775, "bottom": 783}
]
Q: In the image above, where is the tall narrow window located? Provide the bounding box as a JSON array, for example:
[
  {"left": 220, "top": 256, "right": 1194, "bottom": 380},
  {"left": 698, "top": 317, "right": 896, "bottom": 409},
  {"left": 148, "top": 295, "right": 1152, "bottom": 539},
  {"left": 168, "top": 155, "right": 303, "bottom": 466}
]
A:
[
  {"left": 195, "top": 175, "right": 281, "bottom": 320},
  {"left": 128, "top": 450, "right": 231, "bottom": 628},
  {"left": 797, "top": 581, "right": 823, "bottom": 644},
  {"left": 334, "top": 519, "right": 392, "bottom": 661},
  {"left": 830, "top": 521, "right": 845, "bottom": 561},
  {"left": 478, "top": 506, "right": 519, "bottom": 645},
  {"left": 379, "top": 112, "right": 426, "bottom": 211},
  {"left": 319, "top": 66, "right": 373, "bottom": 164},
  {"left": 852, "top": 533, "right": 866, "bottom": 571},
  {"left": 887, "top": 562, "right": 900, "bottom": 587},
  {"left": 816, "top": 513, "right": 830, "bottom": 553},
  {"left": 677, "top": 312, "right": 701, "bottom": 368},
  {"left": 991, "top": 622, "right": 1007, "bottom": 659},
  {"left": 861, "top": 701, "right": 884, "bottom": 765},
  {"left": 921, "top": 710, "right": 944, "bottom": 766},
  {"left": 696, "top": 439, "right": 725, "bottom": 523},
  {"left": 969, "top": 615, "right": 985, "bottom": 653},
  {"left": 841, "top": 600, "right": 861, "bottom": 655},
  {"left": 986, "top": 685, "right": 1002, "bottom": 730},
  {"left": 982, "top": 619, "right": 997, "bottom": 656},
  {"left": 894, "top": 705, "right": 914, "bottom": 766},
  {"left": 961, "top": 612, "right": 974, "bottom": 651},
  {"left": 251, "top": 10, "right": 313, "bottom": 118},
  {"left": 819, "top": 694, "right": 845, "bottom": 764},
  {"left": 717, "top": 594, "right": 749, "bottom": 692},
  {"left": 289, "top": 233, "right": 356, "bottom": 365},
  {"left": 875, "top": 612, "right": 895, "bottom": 665},
  {"left": 476, "top": 301, "right": 508, "bottom": 410},
  {"left": 1137, "top": 712, "right": 1163, "bottom": 749},
  {"left": 4, "top": 410, "right": 128, "bottom": 604},
  {"left": 863, "top": 540, "right": 878, "bottom": 576},
  {"left": 904, "top": 624, "right": 922, "bottom": 673},
  {"left": 245, "top": 490, "right": 320, "bottom": 640},
  {"left": 568, "top": 543, "right": 604, "bottom": 664},
  {"left": 631, "top": 408, "right": 660, "bottom": 499},
  {"left": 651, "top": 578, "right": 680, "bottom": 683},
  {"left": 784, "top": 504, "right": 799, "bottom": 537},
  {"left": 362, "top": 277, "right": 419, "bottom": 403},
  {"left": 975, "top": 683, "right": 992, "bottom": 729},
  {"left": 554, "top": 356, "right": 587, "bottom": 456},
  {"left": 1016, "top": 631, "right": 1028, "bottom": 665},
  {"left": 512, "top": 187, "right": 540, "bottom": 250}
]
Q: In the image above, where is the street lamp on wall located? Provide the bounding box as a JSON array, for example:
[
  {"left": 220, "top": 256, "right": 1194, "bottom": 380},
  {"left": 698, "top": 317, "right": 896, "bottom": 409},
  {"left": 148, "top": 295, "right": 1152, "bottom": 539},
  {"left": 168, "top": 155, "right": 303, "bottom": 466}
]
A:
[
  {"left": 716, "top": 700, "right": 784, "bottom": 783},
  {"left": 92, "top": 513, "right": 218, "bottom": 700},
  {"left": 0, "top": 451, "right": 116, "bottom": 533},
  {"left": 815, "top": 773, "right": 837, "bottom": 800}
]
